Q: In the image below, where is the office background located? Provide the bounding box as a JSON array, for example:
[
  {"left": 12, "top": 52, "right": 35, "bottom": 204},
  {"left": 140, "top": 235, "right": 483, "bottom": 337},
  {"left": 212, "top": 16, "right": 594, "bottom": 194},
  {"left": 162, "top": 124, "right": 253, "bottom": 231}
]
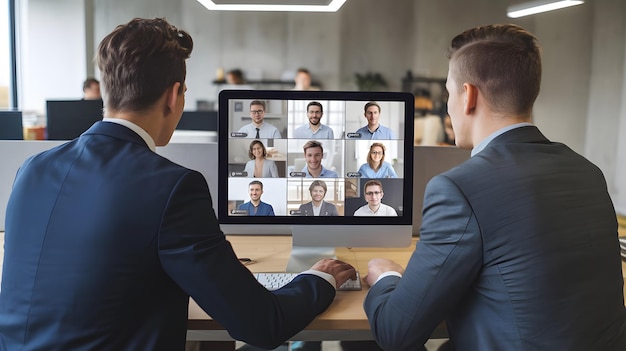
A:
[{"left": 6, "top": 0, "right": 626, "bottom": 215}]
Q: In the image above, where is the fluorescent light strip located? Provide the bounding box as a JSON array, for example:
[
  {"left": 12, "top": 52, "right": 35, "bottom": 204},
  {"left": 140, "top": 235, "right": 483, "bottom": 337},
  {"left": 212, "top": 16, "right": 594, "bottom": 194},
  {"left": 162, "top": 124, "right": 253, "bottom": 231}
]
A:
[
  {"left": 197, "top": 0, "right": 347, "bottom": 12},
  {"left": 507, "top": 0, "right": 584, "bottom": 18}
]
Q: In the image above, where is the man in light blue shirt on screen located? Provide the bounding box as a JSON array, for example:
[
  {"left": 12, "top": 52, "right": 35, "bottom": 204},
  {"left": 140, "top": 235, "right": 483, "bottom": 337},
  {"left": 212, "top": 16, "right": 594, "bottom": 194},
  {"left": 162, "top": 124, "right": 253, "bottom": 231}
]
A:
[
  {"left": 354, "top": 101, "right": 396, "bottom": 140},
  {"left": 293, "top": 101, "right": 334, "bottom": 139},
  {"left": 237, "top": 100, "right": 282, "bottom": 139},
  {"left": 300, "top": 140, "right": 338, "bottom": 178}
]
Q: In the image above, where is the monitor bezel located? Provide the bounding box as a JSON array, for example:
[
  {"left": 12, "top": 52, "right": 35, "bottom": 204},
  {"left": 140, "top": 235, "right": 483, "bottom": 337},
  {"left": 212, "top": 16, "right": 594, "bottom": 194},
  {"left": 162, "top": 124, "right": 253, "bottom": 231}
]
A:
[{"left": 217, "top": 89, "right": 414, "bottom": 227}]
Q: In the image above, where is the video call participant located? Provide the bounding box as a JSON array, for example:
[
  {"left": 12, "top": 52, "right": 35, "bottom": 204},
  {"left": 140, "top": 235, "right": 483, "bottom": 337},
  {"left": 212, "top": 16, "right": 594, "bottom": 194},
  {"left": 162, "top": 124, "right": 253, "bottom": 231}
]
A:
[
  {"left": 353, "top": 180, "right": 397, "bottom": 216},
  {"left": 0, "top": 18, "right": 357, "bottom": 351},
  {"left": 363, "top": 24, "right": 626, "bottom": 351},
  {"left": 358, "top": 143, "right": 398, "bottom": 178},
  {"left": 238, "top": 180, "right": 275, "bottom": 216},
  {"left": 298, "top": 180, "right": 339, "bottom": 216},
  {"left": 244, "top": 140, "right": 278, "bottom": 178},
  {"left": 301, "top": 140, "right": 338, "bottom": 178},
  {"left": 237, "top": 100, "right": 282, "bottom": 138},
  {"left": 293, "top": 101, "right": 334, "bottom": 139},
  {"left": 354, "top": 101, "right": 396, "bottom": 140}
]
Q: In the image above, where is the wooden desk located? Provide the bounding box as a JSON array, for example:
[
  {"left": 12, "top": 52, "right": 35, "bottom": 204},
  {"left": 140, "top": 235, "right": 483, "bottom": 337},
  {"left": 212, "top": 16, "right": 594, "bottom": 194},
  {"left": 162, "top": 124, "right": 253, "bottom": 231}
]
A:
[
  {"left": 188, "top": 234, "right": 626, "bottom": 343},
  {"left": 186, "top": 235, "right": 451, "bottom": 342},
  {"left": 0, "top": 232, "right": 624, "bottom": 344}
]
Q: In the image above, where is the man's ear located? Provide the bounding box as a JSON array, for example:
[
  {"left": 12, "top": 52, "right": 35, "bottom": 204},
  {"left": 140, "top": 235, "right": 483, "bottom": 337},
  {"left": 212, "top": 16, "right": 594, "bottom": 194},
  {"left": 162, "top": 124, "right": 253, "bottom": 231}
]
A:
[
  {"left": 164, "top": 82, "right": 182, "bottom": 115},
  {"left": 463, "top": 83, "right": 478, "bottom": 115}
]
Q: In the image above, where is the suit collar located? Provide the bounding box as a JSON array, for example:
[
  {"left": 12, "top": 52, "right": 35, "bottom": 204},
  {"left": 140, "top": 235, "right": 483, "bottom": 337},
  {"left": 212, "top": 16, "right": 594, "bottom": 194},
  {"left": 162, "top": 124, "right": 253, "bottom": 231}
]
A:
[
  {"left": 473, "top": 125, "right": 549, "bottom": 157},
  {"left": 489, "top": 125, "right": 550, "bottom": 145},
  {"left": 82, "top": 121, "right": 150, "bottom": 150}
]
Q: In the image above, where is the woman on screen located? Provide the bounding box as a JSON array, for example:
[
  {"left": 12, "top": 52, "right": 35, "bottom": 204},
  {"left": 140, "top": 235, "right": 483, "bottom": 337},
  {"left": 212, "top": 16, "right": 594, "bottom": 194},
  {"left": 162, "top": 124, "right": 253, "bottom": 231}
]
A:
[
  {"left": 244, "top": 140, "right": 279, "bottom": 178},
  {"left": 298, "top": 180, "right": 339, "bottom": 216},
  {"left": 358, "top": 143, "right": 398, "bottom": 178}
]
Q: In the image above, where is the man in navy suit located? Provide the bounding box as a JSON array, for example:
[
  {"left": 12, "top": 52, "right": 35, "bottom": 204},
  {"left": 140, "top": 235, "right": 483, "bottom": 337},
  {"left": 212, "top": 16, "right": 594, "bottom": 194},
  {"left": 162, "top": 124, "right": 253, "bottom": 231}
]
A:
[
  {"left": 0, "top": 18, "right": 355, "bottom": 351},
  {"left": 364, "top": 24, "right": 626, "bottom": 350}
]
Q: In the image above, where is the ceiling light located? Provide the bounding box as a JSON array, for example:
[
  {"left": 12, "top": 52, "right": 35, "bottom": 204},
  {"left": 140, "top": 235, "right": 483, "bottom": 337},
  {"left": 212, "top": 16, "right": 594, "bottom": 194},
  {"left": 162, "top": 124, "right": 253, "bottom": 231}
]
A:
[
  {"left": 507, "top": 0, "right": 584, "bottom": 18},
  {"left": 197, "top": 0, "right": 347, "bottom": 12}
]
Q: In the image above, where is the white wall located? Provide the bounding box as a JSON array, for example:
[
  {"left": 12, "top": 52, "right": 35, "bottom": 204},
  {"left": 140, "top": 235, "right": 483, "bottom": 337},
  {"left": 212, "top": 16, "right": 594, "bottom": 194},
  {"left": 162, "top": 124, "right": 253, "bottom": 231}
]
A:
[
  {"left": 338, "top": 0, "right": 415, "bottom": 92},
  {"left": 0, "top": 3, "right": 10, "bottom": 87},
  {"left": 585, "top": 0, "right": 626, "bottom": 214},
  {"left": 19, "top": 0, "right": 86, "bottom": 113}
]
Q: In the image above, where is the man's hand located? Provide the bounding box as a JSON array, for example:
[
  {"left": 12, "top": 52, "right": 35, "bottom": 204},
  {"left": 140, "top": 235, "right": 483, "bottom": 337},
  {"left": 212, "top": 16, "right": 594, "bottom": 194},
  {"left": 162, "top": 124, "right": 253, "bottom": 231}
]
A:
[
  {"left": 310, "top": 258, "right": 357, "bottom": 289},
  {"left": 364, "top": 258, "right": 404, "bottom": 287}
]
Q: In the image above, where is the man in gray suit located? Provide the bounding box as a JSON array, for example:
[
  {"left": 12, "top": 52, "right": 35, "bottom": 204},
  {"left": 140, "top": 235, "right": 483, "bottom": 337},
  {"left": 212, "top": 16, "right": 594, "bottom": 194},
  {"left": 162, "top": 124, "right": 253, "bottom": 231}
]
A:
[
  {"left": 297, "top": 180, "right": 338, "bottom": 216},
  {"left": 363, "top": 24, "right": 626, "bottom": 350}
]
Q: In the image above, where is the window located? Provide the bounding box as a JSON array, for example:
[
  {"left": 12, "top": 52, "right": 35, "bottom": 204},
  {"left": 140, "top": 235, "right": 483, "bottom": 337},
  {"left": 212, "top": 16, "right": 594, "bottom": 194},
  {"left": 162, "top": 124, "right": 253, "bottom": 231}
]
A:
[{"left": 0, "top": 0, "right": 12, "bottom": 108}]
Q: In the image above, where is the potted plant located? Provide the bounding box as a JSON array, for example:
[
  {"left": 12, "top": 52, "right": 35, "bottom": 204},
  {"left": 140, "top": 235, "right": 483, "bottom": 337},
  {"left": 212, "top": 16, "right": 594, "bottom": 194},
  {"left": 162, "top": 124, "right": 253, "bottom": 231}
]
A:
[{"left": 354, "top": 72, "right": 388, "bottom": 91}]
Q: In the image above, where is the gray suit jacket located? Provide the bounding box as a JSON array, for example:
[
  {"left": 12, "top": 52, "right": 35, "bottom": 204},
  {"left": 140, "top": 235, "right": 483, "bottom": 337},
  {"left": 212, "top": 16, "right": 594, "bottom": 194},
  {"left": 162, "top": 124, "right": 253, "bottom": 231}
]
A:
[
  {"left": 298, "top": 201, "right": 339, "bottom": 216},
  {"left": 365, "top": 126, "right": 626, "bottom": 350}
]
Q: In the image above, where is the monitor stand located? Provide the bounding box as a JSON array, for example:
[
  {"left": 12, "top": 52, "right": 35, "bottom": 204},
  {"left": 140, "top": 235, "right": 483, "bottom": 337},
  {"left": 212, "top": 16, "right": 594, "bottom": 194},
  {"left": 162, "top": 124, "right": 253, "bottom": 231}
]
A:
[
  {"left": 286, "top": 225, "right": 336, "bottom": 272},
  {"left": 283, "top": 224, "right": 413, "bottom": 272},
  {"left": 286, "top": 246, "right": 337, "bottom": 272}
]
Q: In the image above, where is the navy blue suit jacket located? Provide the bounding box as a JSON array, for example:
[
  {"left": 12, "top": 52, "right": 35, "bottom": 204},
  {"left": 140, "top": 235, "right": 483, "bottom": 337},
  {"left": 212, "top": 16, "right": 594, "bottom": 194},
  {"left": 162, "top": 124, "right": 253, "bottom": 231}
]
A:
[
  {"left": 0, "top": 122, "right": 335, "bottom": 350},
  {"left": 364, "top": 126, "right": 626, "bottom": 350}
]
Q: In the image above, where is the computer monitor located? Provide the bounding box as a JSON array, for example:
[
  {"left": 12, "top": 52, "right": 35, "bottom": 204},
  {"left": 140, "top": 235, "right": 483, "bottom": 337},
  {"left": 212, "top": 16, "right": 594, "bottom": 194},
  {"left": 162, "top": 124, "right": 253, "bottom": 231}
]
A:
[
  {"left": 46, "top": 99, "right": 103, "bottom": 140},
  {"left": 218, "top": 90, "right": 414, "bottom": 272},
  {"left": 177, "top": 110, "right": 218, "bottom": 131},
  {"left": 0, "top": 111, "right": 23, "bottom": 140}
]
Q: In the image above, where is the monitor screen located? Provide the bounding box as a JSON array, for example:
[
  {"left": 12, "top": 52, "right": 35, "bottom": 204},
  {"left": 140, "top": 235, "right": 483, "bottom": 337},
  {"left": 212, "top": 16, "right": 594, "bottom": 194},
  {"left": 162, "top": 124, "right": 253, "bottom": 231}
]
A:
[
  {"left": 218, "top": 90, "right": 414, "bottom": 271},
  {"left": 0, "top": 111, "right": 23, "bottom": 140},
  {"left": 46, "top": 100, "right": 103, "bottom": 140},
  {"left": 177, "top": 110, "right": 218, "bottom": 131}
]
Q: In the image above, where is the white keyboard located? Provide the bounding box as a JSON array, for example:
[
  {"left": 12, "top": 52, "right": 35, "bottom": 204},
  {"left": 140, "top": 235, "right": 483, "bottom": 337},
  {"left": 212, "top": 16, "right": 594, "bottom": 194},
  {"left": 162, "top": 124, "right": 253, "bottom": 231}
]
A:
[{"left": 254, "top": 272, "right": 362, "bottom": 291}]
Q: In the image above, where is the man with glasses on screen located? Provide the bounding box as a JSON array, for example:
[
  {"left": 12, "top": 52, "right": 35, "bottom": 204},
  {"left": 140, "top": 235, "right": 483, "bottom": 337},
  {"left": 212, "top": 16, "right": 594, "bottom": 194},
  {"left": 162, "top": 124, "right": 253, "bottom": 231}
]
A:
[
  {"left": 237, "top": 100, "right": 282, "bottom": 139},
  {"left": 353, "top": 180, "right": 397, "bottom": 216}
]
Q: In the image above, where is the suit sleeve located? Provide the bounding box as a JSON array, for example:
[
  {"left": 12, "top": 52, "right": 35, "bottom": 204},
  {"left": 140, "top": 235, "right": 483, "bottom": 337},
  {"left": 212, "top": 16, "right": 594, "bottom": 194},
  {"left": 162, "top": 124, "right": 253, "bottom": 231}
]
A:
[
  {"left": 158, "top": 170, "right": 335, "bottom": 349},
  {"left": 364, "top": 174, "right": 483, "bottom": 350}
]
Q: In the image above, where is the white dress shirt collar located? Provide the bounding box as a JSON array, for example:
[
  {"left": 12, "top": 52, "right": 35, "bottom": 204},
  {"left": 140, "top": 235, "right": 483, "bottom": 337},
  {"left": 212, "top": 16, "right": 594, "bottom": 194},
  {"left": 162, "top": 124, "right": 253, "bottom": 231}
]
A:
[{"left": 102, "top": 117, "right": 156, "bottom": 152}]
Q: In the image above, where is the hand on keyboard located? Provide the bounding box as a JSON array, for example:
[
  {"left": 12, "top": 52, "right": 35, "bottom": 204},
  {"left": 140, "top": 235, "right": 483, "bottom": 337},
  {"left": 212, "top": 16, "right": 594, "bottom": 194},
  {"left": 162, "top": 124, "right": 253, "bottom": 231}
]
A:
[
  {"left": 255, "top": 272, "right": 362, "bottom": 291},
  {"left": 310, "top": 257, "right": 358, "bottom": 289}
]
